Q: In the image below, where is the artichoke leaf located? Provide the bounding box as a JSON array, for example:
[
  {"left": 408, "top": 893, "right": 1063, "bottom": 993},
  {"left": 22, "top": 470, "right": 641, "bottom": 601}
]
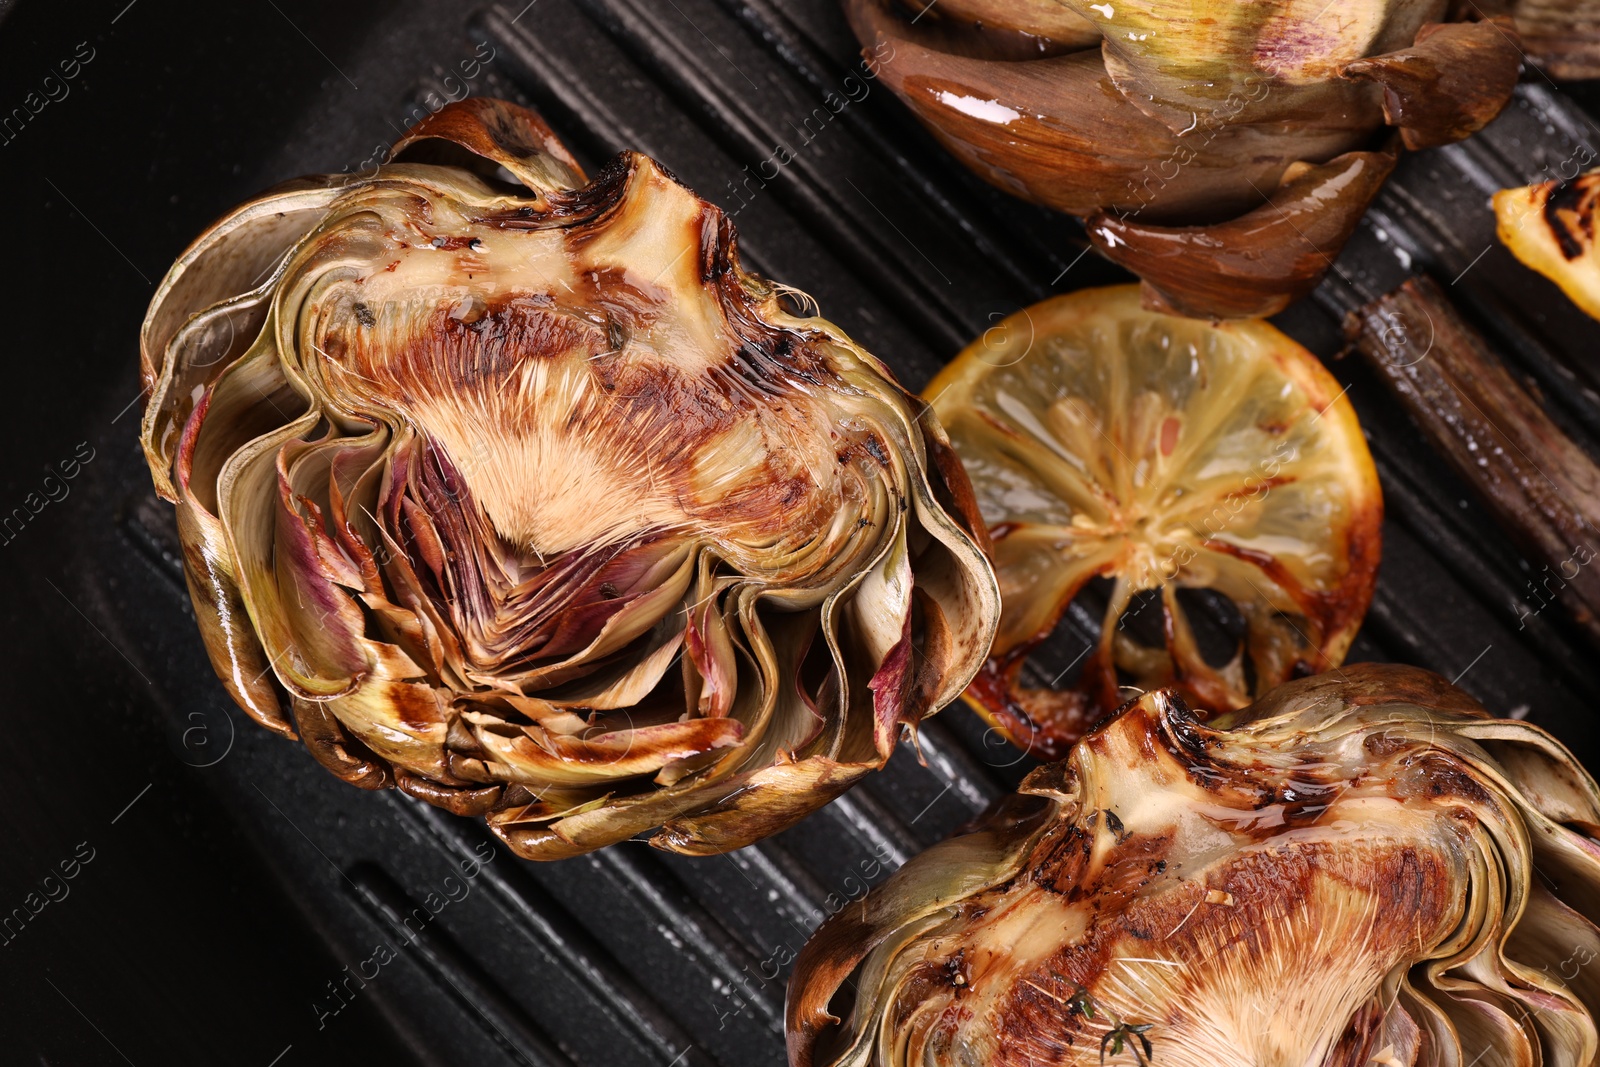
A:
[
  {"left": 537, "top": 624, "right": 688, "bottom": 712},
  {"left": 1075, "top": 0, "right": 1444, "bottom": 130},
  {"left": 1342, "top": 18, "right": 1524, "bottom": 150},
  {"left": 1088, "top": 146, "right": 1400, "bottom": 319},
  {"left": 146, "top": 288, "right": 276, "bottom": 501},
  {"left": 173, "top": 497, "right": 291, "bottom": 736},
  {"left": 141, "top": 182, "right": 344, "bottom": 491},
  {"left": 927, "top": 0, "right": 1101, "bottom": 52},
  {"left": 219, "top": 415, "right": 363, "bottom": 700},
  {"left": 471, "top": 715, "right": 745, "bottom": 789},
  {"left": 844, "top": 0, "right": 1516, "bottom": 319},
  {"left": 388, "top": 95, "right": 585, "bottom": 196},
  {"left": 291, "top": 695, "right": 392, "bottom": 790}
]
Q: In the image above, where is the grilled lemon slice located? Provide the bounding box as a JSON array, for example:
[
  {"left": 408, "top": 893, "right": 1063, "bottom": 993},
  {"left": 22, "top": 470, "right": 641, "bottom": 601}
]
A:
[{"left": 927, "top": 285, "right": 1381, "bottom": 757}]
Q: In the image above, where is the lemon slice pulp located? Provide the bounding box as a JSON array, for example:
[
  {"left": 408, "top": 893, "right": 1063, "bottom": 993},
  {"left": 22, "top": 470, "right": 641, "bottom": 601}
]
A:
[{"left": 928, "top": 285, "right": 1381, "bottom": 758}]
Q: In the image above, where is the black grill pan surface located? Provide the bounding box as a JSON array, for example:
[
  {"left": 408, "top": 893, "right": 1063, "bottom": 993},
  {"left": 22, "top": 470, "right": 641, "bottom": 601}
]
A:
[{"left": 1, "top": 2, "right": 1597, "bottom": 1064}]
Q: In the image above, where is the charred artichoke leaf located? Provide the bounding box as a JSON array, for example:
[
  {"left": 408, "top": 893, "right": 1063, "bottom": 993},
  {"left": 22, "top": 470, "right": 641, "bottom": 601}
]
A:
[
  {"left": 1088, "top": 146, "right": 1399, "bottom": 318},
  {"left": 138, "top": 97, "right": 999, "bottom": 859},
  {"left": 1347, "top": 276, "right": 1600, "bottom": 648},
  {"left": 1341, "top": 17, "right": 1524, "bottom": 150},
  {"left": 387, "top": 95, "right": 585, "bottom": 194},
  {"left": 787, "top": 663, "right": 1600, "bottom": 1067}
]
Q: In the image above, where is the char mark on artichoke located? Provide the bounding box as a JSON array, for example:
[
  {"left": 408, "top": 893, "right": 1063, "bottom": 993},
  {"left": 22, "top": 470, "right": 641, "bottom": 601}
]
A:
[
  {"left": 788, "top": 663, "right": 1600, "bottom": 1067},
  {"left": 138, "top": 97, "right": 999, "bottom": 860}
]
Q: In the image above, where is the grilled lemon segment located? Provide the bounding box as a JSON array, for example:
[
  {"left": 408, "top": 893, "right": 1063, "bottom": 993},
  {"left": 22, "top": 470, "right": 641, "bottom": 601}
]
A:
[
  {"left": 1496, "top": 169, "right": 1600, "bottom": 321},
  {"left": 927, "top": 285, "right": 1381, "bottom": 756}
]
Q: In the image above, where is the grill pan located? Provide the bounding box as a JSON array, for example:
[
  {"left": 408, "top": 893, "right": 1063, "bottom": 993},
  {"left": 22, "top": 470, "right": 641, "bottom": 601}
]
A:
[{"left": 2, "top": 1, "right": 1598, "bottom": 1063}]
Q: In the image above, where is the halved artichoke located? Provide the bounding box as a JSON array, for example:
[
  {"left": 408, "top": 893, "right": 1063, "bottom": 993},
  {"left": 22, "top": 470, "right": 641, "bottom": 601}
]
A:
[
  {"left": 139, "top": 98, "right": 998, "bottom": 859},
  {"left": 789, "top": 663, "right": 1600, "bottom": 1067},
  {"left": 1482, "top": 0, "right": 1600, "bottom": 79},
  {"left": 845, "top": 0, "right": 1524, "bottom": 319}
]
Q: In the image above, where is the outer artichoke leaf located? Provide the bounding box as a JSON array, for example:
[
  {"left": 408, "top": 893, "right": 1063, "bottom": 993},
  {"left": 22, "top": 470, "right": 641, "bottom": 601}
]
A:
[
  {"left": 326, "top": 676, "right": 449, "bottom": 778},
  {"left": 173, "top": 498, "right": 290, "bottom": 736},
  {"left": 914, "top": 0, "right": 1101, "bottom": 51},
  {"left": 291, "top": 695, "right": 392, "bottom": 789},
  {"left": 1472, "top": 730, "right": 1600, "bottom": 834},
  {"left": 1076, "top": 0, "right": 1443, "bottom": 131},
  {"left": 472, "top": 715, "right": 744, "bottom": 789},
  {"left": 719, "top": 590, "right": 826, "bottom": 767},
  {"left": 1506, "top": 885, "right": 1600, "bottom": 1037},
  {"left": 839, "top": 16, "right": 1355, "bottom": 223},
  {"left": 648, "top": 756, "right": 875, "bottom": 857},
  {"left": 219, "top": 412, "right": 358, "bottom": 699},
  {"left": 538, "top": 625, "right": 687, "bottom": 712},
  {"left": 145, "top": 288, "right": 276, "bottom": 501},
  {"left": 180, "top": 334, "right": 309, "bottom": 515},
  {"left": 851, "top": 522, "right": 915, "bottom": 672},
  {"left": 140, "top": 181, "right": 342, "bottom": 403},
  {"left": 1425, "top": 992, "right": 1537, "bottom": 1067},
  {"left": 389, "top": 95, "right": 587, "bottom": 196},
  {"left": 1088, "top": 146, "right": 1400, "bottom": 319},
  {"left": 1342, "top": 18, "right": 1524, "bottom": 150}
]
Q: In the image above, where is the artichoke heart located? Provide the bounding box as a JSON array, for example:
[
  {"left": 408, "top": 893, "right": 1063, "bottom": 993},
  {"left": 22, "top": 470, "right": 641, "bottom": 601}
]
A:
[
  {"left": 138, "top": 98, "right": 999, "bottom": 860},
  {"left": 788, "top": 664, "right": 1600, "bottom": 1067}
]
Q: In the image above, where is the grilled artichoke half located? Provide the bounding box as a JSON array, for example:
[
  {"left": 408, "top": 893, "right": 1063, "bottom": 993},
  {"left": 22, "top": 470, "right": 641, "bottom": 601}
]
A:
[
  {"left": 138, "top": 98, "right": 998, "bottom": 859},
  {"left": 789, "top": 663, "right": 1600, "bottom": 1067},
  {"left": 845, "top": 0, "right": 1523, "bottom": 319}
]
